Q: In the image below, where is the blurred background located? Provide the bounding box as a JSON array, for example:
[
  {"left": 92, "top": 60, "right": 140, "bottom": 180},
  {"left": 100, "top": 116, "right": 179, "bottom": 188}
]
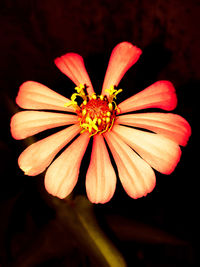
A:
[{"left": 0, "top": 0, "right": 198, "bottom": 266}]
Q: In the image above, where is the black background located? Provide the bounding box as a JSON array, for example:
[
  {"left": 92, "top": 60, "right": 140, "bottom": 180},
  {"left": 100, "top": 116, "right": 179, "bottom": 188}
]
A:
[{"left": 0, "top": 0, "right": 197, "bottom": 266}]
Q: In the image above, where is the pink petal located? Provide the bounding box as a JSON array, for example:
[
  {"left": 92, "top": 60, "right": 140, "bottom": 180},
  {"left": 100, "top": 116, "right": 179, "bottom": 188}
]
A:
[
  {"left": 86, "top": 135, "right": 116, "bottom": 204},
  {"left": 10, "top": 110, "right": 78, "bottom": 140},
  {"left": 54, "top": 53, "right": 94, "bottom": 95},
  {"left": 16, "top": 81, "right": 75, "bottom": 112},
  {"left": 112, "top": 125, "right": 181, "bottom": 174},
  {"left": 101, "top": 42, "right": 142, "bottom": 96},
  {"left": 44, "top": 132, "right": 90, "bottom": 199},
  {"left": 116, "top": 112, "right": 191, "bottom": 146},
  {"left": 18, "top": 124, "right": 81, "bottom": 176},
  {"left": 118, "top": 81, "right": 177, "bottom": 113},
  {"left": 104, "top": 131, "right": 156, "bottom": 199}
]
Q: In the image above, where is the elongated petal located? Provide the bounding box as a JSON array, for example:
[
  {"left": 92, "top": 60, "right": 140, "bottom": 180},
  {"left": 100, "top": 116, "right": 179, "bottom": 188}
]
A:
[
  {"left": 10, "top": 111, "right": 78, "bottom": 140},
  {"left": 18, "top": 125, "right": 81, "bottom": 176},
  {"left": 105, "top": 131, "right": 156, "bottom": 199},
  {"left": 116, "top": 112, "right": 191, "bottom": 146},
  {"left": 55, "top": 53, "right": 94, "bottom": 95},
  {"left": 102, "top": 42, "right": 142, "bottom": 96},
  {"left": 118, "top": 81, "right": 177, "bottom": 113},
  {"left": 16, "top": 81, "right": 75, "bottom": 112},
  {"left": 86, "top": 135, "right": 116, "bottom": 204},
  {"left": 45, "top": 132, "right": 90, "bottom": 199},
  {"left": 112, "top": 125, "right": 181, "bottom": 174}
]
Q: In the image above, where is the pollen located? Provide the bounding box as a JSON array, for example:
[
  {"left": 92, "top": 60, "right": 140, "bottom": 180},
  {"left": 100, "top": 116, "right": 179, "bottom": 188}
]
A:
[
  {"left": 108, "top": 102, "right": 113, "bottom": 111},
  {"left": 66, "top": 84, "right": 122, "bottom": 136},
  {"left": 92, "top": 94, "right": 97, "bottom": 100},
  {"left": 106, "top": 117, "right": 110, "bottom": 123},
  {"left": 82, "top": 109, "right": 87, "bottom": 116}
]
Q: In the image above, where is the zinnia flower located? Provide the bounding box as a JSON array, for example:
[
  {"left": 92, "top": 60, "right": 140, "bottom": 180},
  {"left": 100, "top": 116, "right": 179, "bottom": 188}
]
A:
[{"left": 10, "top": 42, "right": 191, "bottom": 203}]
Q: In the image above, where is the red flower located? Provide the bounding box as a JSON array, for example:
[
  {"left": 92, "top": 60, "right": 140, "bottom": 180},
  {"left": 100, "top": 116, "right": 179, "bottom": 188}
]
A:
[{"left": 10, "top": 42, "right": 191, "bottom": 203}]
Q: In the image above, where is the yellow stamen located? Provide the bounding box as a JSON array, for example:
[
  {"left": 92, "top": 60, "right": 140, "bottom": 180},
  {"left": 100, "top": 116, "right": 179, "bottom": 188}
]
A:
[
  {"left": 105, "top": 85, "right": 123, "bottom": 102},
  {"left": 22, "top": 167, "right": 31, "bottom": 175},
  {"left": 64, "top": 101, "right": 73, "bottom": 107},
  {"left": 75, "top": 83, "right": 85, "bottom": 93},
  {"left": 93, "top": 117, "right": 97, "bottom": 124},
  {"left": 116, "top": 107, "right": 121, "bottom": 114},
  {"left": 99, "top": 124, "right": 110, "bottom": 135},
  {"left": 71, "top": 93, "right": 78, "bottom": 101},
  {"left": 108, "top": 103, "right": 113, "bottom": 111},
  {"left": 105, "top": 85, "right": 115, "bottom": 96},
  {"left": 114, "top": 88, "right": 123, "bottom": 97},
  {"left": 71, "top": 84, "right": 122, "bottom": 136},
  {"left": 82, "top": 109, "right": 87, "bottom": 116},
  {"left": 112, "top": 100, "right": 118, "bottom": 110},
  {"left": 64, "top": 100, "right": 78, "bottom": 111},
  {"left": 98, "top": 118, "right": 101, "bottom": 125},
  {"left": 106, "top": 117, "right": 110, "bottom": 123},
  {"left": 86, "top": 116, "right": 91, "bottom": 123},
  {"left": 74, "top": 84, "right": 87, "bottom": 100},
  {"left": 80, "top": 128, "right": 87, "bottom": 134},
  {"left": 108, "top": 118, "right": 115, "bottom": 131},
  {"left": 81, "top": 117, "right": 98, "bottom": 133}
]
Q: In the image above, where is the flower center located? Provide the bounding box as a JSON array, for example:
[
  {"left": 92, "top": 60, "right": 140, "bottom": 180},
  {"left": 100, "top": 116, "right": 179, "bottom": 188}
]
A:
[{"left": 65, "top": 84, "right": 122, "bottom": 136}]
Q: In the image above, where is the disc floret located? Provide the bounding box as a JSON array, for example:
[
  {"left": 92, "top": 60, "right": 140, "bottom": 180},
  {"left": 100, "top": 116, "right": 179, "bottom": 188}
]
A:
[{"left": 65, "top": 84, "right": 122, "bottom": 136}]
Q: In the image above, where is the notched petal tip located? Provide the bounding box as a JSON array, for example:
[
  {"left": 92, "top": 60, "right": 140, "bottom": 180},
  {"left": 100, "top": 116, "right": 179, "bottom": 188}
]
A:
[{"left": 20, "top": 166, "right": 36, "bottom": 176}]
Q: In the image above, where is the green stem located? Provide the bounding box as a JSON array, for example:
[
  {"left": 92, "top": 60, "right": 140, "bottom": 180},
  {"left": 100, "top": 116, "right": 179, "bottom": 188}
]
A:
[{"left": 50, "top": 196, "right": 126, "bottom": 267}]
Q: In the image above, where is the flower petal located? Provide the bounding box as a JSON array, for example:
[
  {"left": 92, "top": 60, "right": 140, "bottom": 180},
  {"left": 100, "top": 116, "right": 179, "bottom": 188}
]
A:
[
  {"left": 16, "top": 81, "right": 75, "bottom": 112},
  {"left": 45, "top": 132, "right": 90, "bottom": 199},
  {"left": 104, "top": 131, "right": 156, "bottom": 199},
  {"left": 118, "top": 81, "right": 177, "bottom": 113},
  {"left": 112, "top": 125, "right": 181, "bottom": 174},
  {"left": 10, "top": 110, "right": 78, "bottom": 140},
  {"left": 55, "top": 53, "right": 94, "bottom": 95},
  {"left": 86, "top": 135, "right": 116, "bottom": 204},
  {"left": 101, "top": 42, "right": 142, "bottom": 96},
  {"left": 18, "top": 124, "right": 80, "bottom": 176},
  {"left": 116, "top": 112, "right": 191, "bottom": 146}
]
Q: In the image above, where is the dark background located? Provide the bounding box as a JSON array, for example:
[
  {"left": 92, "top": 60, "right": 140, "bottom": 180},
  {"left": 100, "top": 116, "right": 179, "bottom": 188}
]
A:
[{"left": 0, "top": 0, "right": 198, "bottom": 266}]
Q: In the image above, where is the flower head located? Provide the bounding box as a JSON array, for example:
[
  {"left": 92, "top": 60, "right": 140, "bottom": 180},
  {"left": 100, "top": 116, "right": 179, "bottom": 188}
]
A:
[
  {"left": 10, "top": 42, "right": 191, "bottom": 203},
  {"left": 65, "top": 83, "right": 122, "bottom": 136}
]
